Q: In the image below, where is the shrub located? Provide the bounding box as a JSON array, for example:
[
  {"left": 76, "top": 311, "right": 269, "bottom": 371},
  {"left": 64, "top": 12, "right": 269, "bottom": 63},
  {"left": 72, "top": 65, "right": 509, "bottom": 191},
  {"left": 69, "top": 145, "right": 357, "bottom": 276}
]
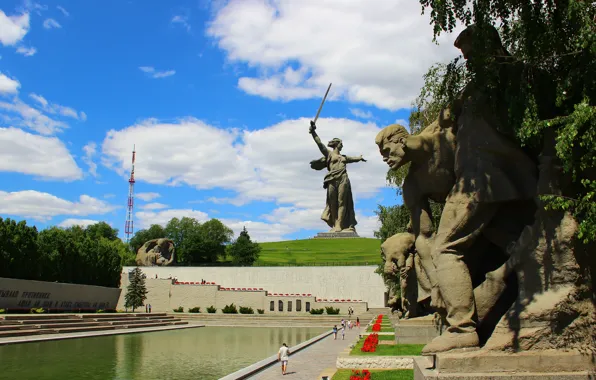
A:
[
  {"left": 173, "top": 306, "right": 184, "bottom": 313},
  {"left": 188, "top": 307, "right": 201, "bottom": 313},
  {"left": 325, "top": 306, "right": 340, "bottom": 315},
  {"left": 239, "top": 306, "right": 254, "bottom": 314},
  {"left": 207, "top": 305, "right": 217, "bottom": 313},
  {"left": 309, "top": 308, "right": 324, "bottom": 315},
  {"left": 29, "top": 308, "right": 45, "bottom": 314},
  {"left": 257, "top": 309, "right": 264, "bottom": 314},
  {"left": 96, "top": 309, "right": 105, "bottom": 313},
  {"left": 350, "top": 369, "right": 371, "bottom": 380},
  {"left": 222, "top": 303, "right": 238, "bottom": 314},
  {"left": 0, "top": 309, "right": 5, "bottom": 314}
]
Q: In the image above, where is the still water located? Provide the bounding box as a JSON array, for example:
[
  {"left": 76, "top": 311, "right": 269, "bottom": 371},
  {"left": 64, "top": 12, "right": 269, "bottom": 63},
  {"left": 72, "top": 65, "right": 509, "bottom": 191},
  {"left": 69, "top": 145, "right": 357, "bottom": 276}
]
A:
[{"left": 0, "top": 326, "right": 327, "bottom": 380}]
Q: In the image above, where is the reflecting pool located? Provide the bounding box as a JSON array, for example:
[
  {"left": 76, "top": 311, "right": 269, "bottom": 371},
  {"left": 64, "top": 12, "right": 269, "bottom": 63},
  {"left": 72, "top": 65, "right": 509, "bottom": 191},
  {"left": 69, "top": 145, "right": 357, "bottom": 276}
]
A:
[{"left": 0, "top": 326, "right": 328, "bottom": 380}]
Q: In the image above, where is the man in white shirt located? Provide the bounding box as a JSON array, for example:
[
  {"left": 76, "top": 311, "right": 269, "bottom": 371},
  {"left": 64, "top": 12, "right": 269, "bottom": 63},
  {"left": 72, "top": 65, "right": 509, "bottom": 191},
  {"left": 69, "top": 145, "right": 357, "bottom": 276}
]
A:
[{"left": 278, "top": 343, "right": 290, "bottom": 375}]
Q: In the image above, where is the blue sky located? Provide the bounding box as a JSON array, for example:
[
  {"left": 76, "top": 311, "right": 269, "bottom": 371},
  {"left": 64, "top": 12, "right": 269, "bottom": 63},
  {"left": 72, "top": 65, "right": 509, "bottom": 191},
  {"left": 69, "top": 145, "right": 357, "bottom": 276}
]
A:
[{"left": 0, "top": 0, "right": 458, "bottom": 242}]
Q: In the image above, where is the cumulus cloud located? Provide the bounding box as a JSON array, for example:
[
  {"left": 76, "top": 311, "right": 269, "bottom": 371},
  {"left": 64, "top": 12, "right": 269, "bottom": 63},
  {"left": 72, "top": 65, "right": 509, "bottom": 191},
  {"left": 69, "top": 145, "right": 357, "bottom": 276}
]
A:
[
  {"left": 171, "top": 15, "right": 190, "bottom": 32},
  {"left": 206, "top": 0, "right": 461, "bottom": 110},
  {"left": 58, "top": 218, "right": 100, "bottom": 228},
  {"left": 82, "top": 142, "right": 98, "bottom": 177},
  {"left": 0, "top": 127, "right": 82, "bottom": 180},
  {"left": 136, "top": 192, "right": 161, "bottom": 202},
  {"left": 0, "top": 11, "right": 30, "bottom": 46},
  {"left": 0, "top": 72, "right": 20, "bottom": 94},
  {"left": 16, "top": 46, "right": 36, "bottom": 57},
  {"left": 350, "top": 108, "right": 374, "bottom": 119},
  {"left": 43, "top": 18, "right": 61, "bottom": 29},
  {"left": 29, "top": 93, "right": 86, "bottom": 120},
  {"left": 56, "top": 6, "right": 69, "bottom": 17},
  {"left": 0, "top": 190, "right": 117, "bottom": 222},
  {"left": 140, "top": 202, "right": 168, "bottom": 210},
  {"left": 139, "top": 66, "right": 176, "bottom": 79}
]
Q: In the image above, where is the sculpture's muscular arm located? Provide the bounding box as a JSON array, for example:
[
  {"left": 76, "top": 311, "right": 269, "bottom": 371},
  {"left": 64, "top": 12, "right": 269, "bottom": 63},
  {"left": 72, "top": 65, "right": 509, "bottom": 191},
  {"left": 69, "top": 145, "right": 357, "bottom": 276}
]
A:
[
  {"left": 345, "top": 155, "right": 365, "bottom": 163},
  {"left": 311, "top": 131, "right": 329, "bottom": 157}
]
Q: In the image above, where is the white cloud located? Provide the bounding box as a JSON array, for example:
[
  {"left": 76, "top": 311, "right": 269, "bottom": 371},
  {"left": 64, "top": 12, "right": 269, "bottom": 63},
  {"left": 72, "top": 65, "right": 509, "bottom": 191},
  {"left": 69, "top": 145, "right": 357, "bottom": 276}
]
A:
[
  {"left": 0, "top": 97, "right": 67, "bottom": 134},
  {"left": 136, "top": 192, "right": 161, "bottom": 202},
  {"left": 0, "top": 11, "right": 30, "bottom": 46},
  {"left": 140, "top": 202, "right": 168, "bottom": 210},
  {"left": 0, "top": 190, "right": 117, "bottom": 222},
  {"left": 56, "top": 6, "right": 69, "bottom": 17},
  {"left": 29, "top": 93, "right": 86, "bottom": 120},
  {"left": 206, "top": 0, "right": 461, "bottom": 110},
  {"left": 0, "top": 127, "right": 82, "bottom": 180},
  {"left": 82, "top": 142, "right": 98, "bottom": 177},
  {"left": 139, "top": 66, "right": 176, "bottom": 79},
  {"left": 136, "top": 208, "right": 209, "bottom": 229},
  {"left": 58, "top": 218, "right": 100, "bottom": 228},
  {"left": 350, "top": 108, "right": 374, "bottom": 119},
  {"left": 43, "top": 18, "right": 61, "bottom": 29},
  {"left": 171, "top": 15, "right": 190, "bottom": 32},
  {"left": 0, "top": 72, "right": 20, "bottom": 94},
  {"left": 16, "top": 46, "right": 36, "bottom": 57},
  {"left": 102, "top": 116, "right": 388, "bottom": 215}
]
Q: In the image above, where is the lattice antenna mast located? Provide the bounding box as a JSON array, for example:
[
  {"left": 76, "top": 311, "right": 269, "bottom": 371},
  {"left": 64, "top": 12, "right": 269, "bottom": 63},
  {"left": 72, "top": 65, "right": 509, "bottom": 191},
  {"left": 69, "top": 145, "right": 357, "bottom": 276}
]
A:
[{"left": 125, "top": 145, "right": 136, "bottom": 243}]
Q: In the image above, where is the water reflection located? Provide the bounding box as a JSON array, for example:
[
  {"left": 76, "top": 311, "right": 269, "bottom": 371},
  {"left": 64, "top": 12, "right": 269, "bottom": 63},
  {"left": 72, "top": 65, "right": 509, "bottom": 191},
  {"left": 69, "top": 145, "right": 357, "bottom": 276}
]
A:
[{"left": 0, "top": 327, "right": 326, "bottom": 380}]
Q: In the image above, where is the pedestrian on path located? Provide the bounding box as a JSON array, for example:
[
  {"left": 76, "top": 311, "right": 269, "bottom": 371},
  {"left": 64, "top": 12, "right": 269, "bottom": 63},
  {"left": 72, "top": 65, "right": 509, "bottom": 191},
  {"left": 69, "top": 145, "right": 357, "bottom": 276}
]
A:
[
  {"left": 341, "top": 325, "right": 345, "bottom": 340},
  {"left": 356, "top": 317, "right": 360, "bottom": 328},
  {"left": 333, "top": 325, "right": 338, "bottom": 340},
  {"left": 278, "top": 343, "right": 290, "bottom": 375}
]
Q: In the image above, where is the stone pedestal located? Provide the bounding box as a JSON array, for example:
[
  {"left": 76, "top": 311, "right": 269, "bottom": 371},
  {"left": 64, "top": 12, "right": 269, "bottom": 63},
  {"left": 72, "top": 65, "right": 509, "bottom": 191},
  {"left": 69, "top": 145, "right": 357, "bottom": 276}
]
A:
[
  {"left": 314, "top": 231, "right": 360, "bottom": 239},
  {"left": 413, "top": 350, "right": 595, "bottom": 379},
  {"left": 395, "top": 315, "right": 444, "bottom": 344}
]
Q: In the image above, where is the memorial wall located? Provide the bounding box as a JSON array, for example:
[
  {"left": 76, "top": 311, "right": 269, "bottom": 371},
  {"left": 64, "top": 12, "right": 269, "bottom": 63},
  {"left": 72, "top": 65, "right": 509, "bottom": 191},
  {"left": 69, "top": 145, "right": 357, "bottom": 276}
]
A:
[
  {"left": 121, "top": 265, "right": 385, "bottom": 308},
  {"left": 0, "top": 277, "right": 122, "bottom": 311}
]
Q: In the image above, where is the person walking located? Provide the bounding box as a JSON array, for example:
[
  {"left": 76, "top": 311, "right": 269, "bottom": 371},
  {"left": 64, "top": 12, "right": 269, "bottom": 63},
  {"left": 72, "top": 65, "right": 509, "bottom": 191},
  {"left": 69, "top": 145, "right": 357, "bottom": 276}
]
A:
[
  {"left": 278, "top": 343, "right": 290, "bottom": 375},
  {"left": 333, "top": 325, "right": 338, "bottom": 340},
  {"left": 341, "top": 325, "right": 346, "bottom": 340},
  {"left": 356, "top": 317, "right": 360, "bottom": 328}
]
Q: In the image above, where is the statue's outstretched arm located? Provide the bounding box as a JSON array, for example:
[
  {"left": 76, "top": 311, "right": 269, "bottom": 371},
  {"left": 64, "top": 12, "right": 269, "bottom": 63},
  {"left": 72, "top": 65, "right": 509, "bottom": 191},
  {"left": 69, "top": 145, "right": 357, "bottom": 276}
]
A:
[
  {"left": 345, "top": 155, "right": 366, "bottom": 163},
  {"left": 309, "top": 121, "right": 329, "bottom": 157}
]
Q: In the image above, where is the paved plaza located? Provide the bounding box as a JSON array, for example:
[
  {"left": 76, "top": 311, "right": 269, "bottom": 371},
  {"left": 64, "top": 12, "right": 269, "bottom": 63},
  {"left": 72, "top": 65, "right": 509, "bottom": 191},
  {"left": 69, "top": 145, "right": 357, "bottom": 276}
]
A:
[{"left": 249, "top": 325, "right": 360, "bottom": 380}]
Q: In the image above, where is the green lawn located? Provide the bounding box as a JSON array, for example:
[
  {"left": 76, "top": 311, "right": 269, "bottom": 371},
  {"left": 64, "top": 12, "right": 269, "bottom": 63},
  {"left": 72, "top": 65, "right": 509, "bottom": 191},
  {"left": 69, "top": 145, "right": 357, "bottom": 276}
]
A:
[
  {"left": 350, "top": 341, "right": 425, "bottom": 356},
  {"left": 332, "top": 369, "right": 413, "bottom": 380},
  {"left": 378, "top": 335, "right": 395, "bottom": 341},
  {"left": 253, "top": 238, "right": 381, "bottom": 266},
  {"left": 366, "top": 326, "right": 394, "bottom": 332}
]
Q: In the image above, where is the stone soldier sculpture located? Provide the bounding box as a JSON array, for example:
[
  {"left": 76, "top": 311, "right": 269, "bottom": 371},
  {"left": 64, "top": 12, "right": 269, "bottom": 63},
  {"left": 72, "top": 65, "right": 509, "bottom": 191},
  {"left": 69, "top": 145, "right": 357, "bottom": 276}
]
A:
[
  {"left": 309, "top": 120, "right": 366, "bottom": 233},
  {"left": 421, "top": 24, "right": 539, "bottom": 354}
]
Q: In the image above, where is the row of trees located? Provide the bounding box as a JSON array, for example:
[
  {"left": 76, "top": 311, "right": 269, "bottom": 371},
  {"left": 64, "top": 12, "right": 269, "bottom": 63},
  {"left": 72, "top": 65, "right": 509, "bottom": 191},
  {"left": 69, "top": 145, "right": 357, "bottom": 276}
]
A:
[
  {"left": 128, "top": 217, "right": 261, "bottom": 266},
  {"left": 1, "top": 216, "right": 262, "bottom": 288},
  {"left": 0, "top": 218, "right": 127, "bottom": 288}
]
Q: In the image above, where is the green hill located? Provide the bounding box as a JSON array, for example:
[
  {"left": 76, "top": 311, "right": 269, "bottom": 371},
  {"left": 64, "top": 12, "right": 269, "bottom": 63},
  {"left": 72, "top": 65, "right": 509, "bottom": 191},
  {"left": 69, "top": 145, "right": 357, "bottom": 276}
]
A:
[{"left": 254, "top": 238, "right": 382, "bottom": 266}]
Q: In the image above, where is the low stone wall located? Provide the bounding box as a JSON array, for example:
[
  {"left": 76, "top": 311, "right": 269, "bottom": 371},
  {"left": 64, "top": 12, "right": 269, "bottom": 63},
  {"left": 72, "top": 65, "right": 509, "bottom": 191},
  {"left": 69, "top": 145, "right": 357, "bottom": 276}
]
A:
[
  {"left": 117, "top": 278, "right": 368, "bottom": 315},
  {"left": 0, "top": 277, "right": 121, "bottom": 311},
  {"left": 336, "top": 355, "right": 414, "bottom": 369}
]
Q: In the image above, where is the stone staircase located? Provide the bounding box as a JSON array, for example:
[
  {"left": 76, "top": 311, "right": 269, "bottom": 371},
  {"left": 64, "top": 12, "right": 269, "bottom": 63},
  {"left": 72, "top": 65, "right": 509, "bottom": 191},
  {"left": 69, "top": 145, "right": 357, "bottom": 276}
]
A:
[
  {"left": 0, "top": 313, "right": 188, "bottom": 338},
  {"left": 172, "top": 310, "right": 381, "bottom": 327}
]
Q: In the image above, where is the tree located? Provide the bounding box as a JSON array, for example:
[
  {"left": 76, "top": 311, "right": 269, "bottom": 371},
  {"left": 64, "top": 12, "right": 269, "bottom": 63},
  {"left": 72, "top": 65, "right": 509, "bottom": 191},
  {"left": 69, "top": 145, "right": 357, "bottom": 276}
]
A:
[
  {"left": 165, "top": 217, "right": 202, "bottom": 264},
  {"left": 197, "top": 219, "right": 234, "bottom": 263},
  {"left": 124, "top": 267, "right": 148, "bottom": 312},
  {"left": 0, "top": 218, "right": 40, "bottom": 280},
  {"left": 227, "top": 227, "right": 261, "bottom": 266},
  {"left": 417, "top": 0, "right": 596, "bottom": 242}
]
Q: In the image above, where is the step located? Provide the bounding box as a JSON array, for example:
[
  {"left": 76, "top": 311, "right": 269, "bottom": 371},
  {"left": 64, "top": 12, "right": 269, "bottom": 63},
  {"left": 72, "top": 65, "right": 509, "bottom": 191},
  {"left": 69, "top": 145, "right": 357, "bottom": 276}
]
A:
[
  {"left": 0, "top": 325, "right": 27, "bottom": 331},
  {"left": 91, "top": 317, "right": 153, "bottom": 322},
  {"left": 145, "top": 315, "right": 175, "bottom": 320},
  {"left": 3, "top": 315, "right": 74, "bottom": 321},
  {"left": 130, "top": 313, "right": 167, "bottom": 317},
  {"left": 80, "top": 314, "right": 136, "bottom": 319},
  {"left": 0, "top": 329, "right": 43, "bottom": 338},
  {"left": 124, "top": 322, "right": 172, "bottom": 329},
  {"left": 109, "top": 319, "right": 163, "bottom": 326},
  {"left": 172, "top": 321, "right": 188, "bottom": 325},
  {"left": 34, "top": 322, "right": 104, "bottom": 329},
  {"left": 20, "top": 318, "right": 82, "bottom": 325},
  {"left": 52, "top": 325, "right": 116, "bottom": 334}
]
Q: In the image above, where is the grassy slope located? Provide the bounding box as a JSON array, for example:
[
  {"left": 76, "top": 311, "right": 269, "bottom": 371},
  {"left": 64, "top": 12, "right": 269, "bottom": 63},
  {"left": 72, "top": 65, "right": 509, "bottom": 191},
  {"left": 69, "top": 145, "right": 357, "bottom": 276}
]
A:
[{"left": 254, "top": 238, "right": 381, "bottom": 266}]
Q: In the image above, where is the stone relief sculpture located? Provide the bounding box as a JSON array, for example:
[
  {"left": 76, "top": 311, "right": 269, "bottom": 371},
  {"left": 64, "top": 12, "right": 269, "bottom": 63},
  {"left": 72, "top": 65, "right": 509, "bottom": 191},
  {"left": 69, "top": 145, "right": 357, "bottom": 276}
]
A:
[
  {"left": 309, "top": 120, "right": 366, "bottom": 233},
  {"left": 136, "top": 238, "right": 175, "bottom": 266},
  {"left": 376, "top": 23, "right": 595, "bottom": 357}
]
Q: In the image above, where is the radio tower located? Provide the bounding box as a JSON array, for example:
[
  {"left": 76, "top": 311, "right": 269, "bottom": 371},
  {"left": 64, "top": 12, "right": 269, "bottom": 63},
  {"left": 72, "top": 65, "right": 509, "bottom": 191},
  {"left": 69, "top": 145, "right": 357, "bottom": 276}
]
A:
[{"left": 125, "top": 145, "right": 136, "bottom": 243}]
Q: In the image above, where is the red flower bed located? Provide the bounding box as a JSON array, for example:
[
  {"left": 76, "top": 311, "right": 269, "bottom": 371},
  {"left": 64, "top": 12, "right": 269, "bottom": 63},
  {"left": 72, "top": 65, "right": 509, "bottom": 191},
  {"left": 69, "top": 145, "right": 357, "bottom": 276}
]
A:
[
  {"left": 350, "top": 369, "right": 371, "bottom": 380},
  {"left": 371, "top": 323, "right": 381, "bottom": 331},
  {"left": 361, "top": 333, "right": 379, "bottom": 352}
]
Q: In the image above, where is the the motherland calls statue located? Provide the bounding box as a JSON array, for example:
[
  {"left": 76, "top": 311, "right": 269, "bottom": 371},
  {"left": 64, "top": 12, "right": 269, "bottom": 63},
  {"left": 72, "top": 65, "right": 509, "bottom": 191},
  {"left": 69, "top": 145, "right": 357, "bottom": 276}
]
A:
[
  {"left": 376, "top": 23, "right": 595, "bottom": 357},
  {"left": 136, "top": 238, "right": 175, "bottom": 266},
  {"left": 309, "top": 120, "right": 366, "bottom": 233}
]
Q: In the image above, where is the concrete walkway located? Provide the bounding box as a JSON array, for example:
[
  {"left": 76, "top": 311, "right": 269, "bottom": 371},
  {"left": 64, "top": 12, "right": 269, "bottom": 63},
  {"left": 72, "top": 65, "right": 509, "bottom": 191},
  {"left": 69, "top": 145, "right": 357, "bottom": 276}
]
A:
[{"left": 248, "top": 325, "right": 361, "bottom": 380}]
